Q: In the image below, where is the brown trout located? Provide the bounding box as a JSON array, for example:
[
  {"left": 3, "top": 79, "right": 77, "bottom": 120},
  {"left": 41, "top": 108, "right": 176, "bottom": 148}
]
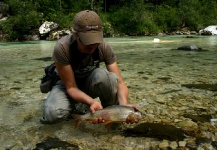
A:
[{"left": 72, "top": 105, "right": 142, "bottom": 128}]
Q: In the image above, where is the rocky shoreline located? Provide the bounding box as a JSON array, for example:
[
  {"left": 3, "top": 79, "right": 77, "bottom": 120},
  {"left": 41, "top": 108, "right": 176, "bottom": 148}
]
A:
[{"left": 0, "top": 17, "right": 216, "bottom": 42}]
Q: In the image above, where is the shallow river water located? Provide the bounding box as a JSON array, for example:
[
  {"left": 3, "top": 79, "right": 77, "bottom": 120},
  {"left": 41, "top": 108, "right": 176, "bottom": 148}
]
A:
[{"left": 0, "top": 35, "right": 217, "bottom": 149}]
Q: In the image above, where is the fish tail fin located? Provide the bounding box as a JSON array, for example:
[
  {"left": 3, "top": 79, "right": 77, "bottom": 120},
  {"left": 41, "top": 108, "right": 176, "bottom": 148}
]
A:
[{"left": 71, "top": 114, "right": 82, "bottom": 128}]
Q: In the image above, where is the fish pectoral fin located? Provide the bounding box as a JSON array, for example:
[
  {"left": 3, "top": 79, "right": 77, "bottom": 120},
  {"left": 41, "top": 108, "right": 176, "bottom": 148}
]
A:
[
  {"left": 71, "top": 114, "right": 82, "bottom": 128},
  {"left": 104, "top": 121, "right": 113, "bottom": 128},
  {"left": 104, "top": 120, "right": 113, "bottom": 125},
  {"left": 105, "top": 122, "right": 113, "bottom": 128},
  {"left": 75, "top": 120, "right": 82, "bottom": 128}
]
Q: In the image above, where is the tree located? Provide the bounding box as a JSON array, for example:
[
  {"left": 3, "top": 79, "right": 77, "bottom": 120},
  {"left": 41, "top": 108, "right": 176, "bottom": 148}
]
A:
[
  {"left": 1, "top": 0, "right": 42, "bottom": 40},
  {"left": 109, "top": 0, "right": 159, "bottom": 35},
  {"left": 154, "top": 5, "right": 181, "bottom": 31}
]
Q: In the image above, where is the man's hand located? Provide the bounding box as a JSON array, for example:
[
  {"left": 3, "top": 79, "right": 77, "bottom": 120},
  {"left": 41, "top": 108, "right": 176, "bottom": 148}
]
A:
[
  {"left": 125, "top": 104, "right": 139, "bottom": 111},
  {"left": 92, "top": 117, "right": 105, "bottom": 124},
  {"left": 90, "top": 101, "right": 103, "bottom": 114},
  {"left": 122, "top": 104, "right": 140, "bottom": 124},
  {"left": 89, "top": 101, "right": 105, "bottom": 124}
]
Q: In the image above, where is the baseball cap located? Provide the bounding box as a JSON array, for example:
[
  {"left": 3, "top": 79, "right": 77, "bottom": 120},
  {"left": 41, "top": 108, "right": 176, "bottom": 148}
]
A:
[{"left": 72, "top": 10, "right": 103, "bottom": 45}]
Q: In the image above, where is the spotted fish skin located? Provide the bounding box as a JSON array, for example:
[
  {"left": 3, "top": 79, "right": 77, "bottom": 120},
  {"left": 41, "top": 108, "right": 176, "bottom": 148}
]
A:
[{"left": 72, "top": 105, "right": 141, "bottom": 127}]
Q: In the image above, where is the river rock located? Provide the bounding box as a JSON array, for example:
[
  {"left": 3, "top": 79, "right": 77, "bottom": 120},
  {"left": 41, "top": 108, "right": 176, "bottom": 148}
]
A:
[
  {"left": 199, "top": 25, "right": 217, "bottom": 35},
  {"left": 48, "top": 30, "right": 71, "bottom": 40},
  {"left": 0, "top": 16, "right": 7, "bottom": 21},
  {"left": 177, "top": 44, "right": 202, "bottom": 51},
  {"left": 159, "top": 140, "right": 169, "bottom": 149},
  {"left": 176, "top": 120, "right": 198, "bottom": 130},
  {"left": 178, "top": 141, "right": 186, "bottom": 147},
  {"left": 169, "top": 141, "right": 178, "bottom": 149},
  {"left": 39, "top": 21, "right": 59, "bottom": 35}
]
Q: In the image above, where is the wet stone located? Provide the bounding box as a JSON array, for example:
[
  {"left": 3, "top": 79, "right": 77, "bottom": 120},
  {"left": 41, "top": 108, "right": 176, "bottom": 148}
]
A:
[
  {"left": 33, "top": 137, "right": 79, "bottom": 150},
  {"left": 169, "top": 141, "right": 178, "bottom": 149},
  {"left": 159, "top": 140, "right": 169, "bottom": 149},
  {"left": 211, "top": 141, "right": 217, "bottom": 149},
  {"left": 196, "top": 137, "right": 212, "bottom": 145},
  {"left": 178, "top": 141, "right": 186, "bottom": 147}
]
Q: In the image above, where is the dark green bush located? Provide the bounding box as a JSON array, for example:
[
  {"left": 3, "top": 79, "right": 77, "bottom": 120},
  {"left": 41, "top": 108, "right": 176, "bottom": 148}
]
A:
[
  {"left": 1, "top": 0, "right": 217, "bottom": 41},
  {"left": 154, "top": 5, "right": 181, "bottom": 32}
]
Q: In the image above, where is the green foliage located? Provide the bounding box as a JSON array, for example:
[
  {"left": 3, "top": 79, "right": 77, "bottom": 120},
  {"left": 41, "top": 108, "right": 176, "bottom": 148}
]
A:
[
  {"left": 1, "top": 0, "right": 217, "bottom": 41},
  {"left": 154, "top": 5, "right": 181, "bottom": 31},
  {"left": 197, "top": 0, "right": 217, "bottom": 28},
  {"left": 109, "top": 0, "right": 159, "bottom": 35},
  {"left": 0, "top": 0, "right": 42, "bottom": 41},
  {"left": 1, "top": 10, "right": 42, "bottom": 41},
  {"left": 177, "top": 0, "right": 202, "bottom": 30},
  {"left": 99, "top": 13, "right": 115, "bottom": 36}
]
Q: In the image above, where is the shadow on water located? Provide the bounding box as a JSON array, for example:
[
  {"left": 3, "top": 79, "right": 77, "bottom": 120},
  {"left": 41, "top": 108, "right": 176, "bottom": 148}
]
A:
[
  {"left": 123, "top": 123, "right": 187, "bottom": 141},
  {"left": 183, "top": 114, "right": 212, "bottom": 123},
  {"left": 182, "top": 84, "right": 217, "bottom": 91},
  {"left": 123, "top": 113, "right": 217, "bottom": 147},
  {"left": 34, "top": 137, "right": 79, "bottom": 150},
  {"left": 34, "top": 57, "right": 52, "bottom": 61}
]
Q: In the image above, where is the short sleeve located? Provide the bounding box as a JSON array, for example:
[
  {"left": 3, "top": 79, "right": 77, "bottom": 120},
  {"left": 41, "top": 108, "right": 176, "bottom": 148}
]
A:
[
  {"left": 98, "top": 42, "right": 117, "bottom": 65},
  {"left": 52, "top": 36, "right": 71, "bottom": 65}
]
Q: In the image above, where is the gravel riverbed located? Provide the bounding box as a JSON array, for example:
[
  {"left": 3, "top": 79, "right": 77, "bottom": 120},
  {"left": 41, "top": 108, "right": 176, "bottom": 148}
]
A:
[{"left": 0, "top": 35, "right": 217, "bottom": 149}]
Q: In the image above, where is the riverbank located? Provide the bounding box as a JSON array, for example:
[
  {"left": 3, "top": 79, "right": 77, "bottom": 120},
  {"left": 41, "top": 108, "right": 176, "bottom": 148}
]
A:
[{"left": 0, "top": 26, "right": 202, "bottom": 42}]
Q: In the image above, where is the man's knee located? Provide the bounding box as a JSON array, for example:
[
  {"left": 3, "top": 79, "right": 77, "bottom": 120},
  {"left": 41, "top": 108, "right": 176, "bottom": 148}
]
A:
[
  {"left": 41, "top": 104, "right": 71, "bottom": 124},
  {"left": 41, "top": 84, "right": 71, "bottom": 124},
  {"left": 88, "top": 68, "right": 118, "bottom": 107},
  {"left": 93, "top": 68, "right": 118, "bottom": 86}
]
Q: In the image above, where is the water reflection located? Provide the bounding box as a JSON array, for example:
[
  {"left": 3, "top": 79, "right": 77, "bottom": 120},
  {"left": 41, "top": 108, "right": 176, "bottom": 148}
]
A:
[{"left": 0, "top": 35, "right": 217, "bottom": 149}]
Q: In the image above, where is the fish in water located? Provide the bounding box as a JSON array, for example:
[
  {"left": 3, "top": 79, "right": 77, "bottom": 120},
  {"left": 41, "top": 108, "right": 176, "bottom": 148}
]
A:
[{"left": 72, "top": 105, "right": 142, "bottom": 128}]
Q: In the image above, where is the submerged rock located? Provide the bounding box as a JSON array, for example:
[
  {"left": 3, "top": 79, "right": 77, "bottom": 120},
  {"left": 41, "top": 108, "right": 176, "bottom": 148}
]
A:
[
  {"left": 177, "top": 45, "right": 202, "bottom": 51},
  {"left": 34, "top": 137, "right": 79, "bottom": 150}
]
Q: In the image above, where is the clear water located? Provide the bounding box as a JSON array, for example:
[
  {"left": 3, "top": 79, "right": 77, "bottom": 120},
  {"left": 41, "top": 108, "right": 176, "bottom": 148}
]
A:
[{"left": 0, "top": 35, "right": 217, "bottom": 149}]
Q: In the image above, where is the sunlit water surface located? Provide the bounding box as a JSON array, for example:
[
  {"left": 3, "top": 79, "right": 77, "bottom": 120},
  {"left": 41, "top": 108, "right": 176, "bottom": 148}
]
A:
[{"left": 0, "top": 35, "right": 217, "bottom": 149}]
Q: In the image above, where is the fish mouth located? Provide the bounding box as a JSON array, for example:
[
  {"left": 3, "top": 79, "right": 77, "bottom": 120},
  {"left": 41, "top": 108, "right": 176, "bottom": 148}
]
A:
[{"left": 127, "top": 112, "right": 142, "bottom": 122}]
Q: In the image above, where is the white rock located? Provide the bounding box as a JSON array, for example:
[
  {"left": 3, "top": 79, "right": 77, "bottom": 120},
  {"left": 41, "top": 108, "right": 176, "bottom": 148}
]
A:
[
  {"left": 39, "top": 21, "right": 59, "bottom": 35},
  {"left": 170, "top": 141, "right": 178, "bottom": 149},
  {"left": 199, "top": 25, "right": 217, "bottom": 35},
  {"left": 178, "top": 141, "right": 186, "bottom": 147},
  {"left": 159, "top": 140, "right": 169, "bottom": 149},
  {"left": 0, "top": 16, "right": 7, "bottom": 21},
  {"left": 51, "top": 30, "right": 71, "bottom": 40},
  {"left": 153, "top": 38, "right": 160, "bottom": 42}
]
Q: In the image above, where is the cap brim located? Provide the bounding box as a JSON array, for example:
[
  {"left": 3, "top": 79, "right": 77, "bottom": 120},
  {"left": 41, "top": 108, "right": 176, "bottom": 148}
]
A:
[{"left": 78, "top": 31, "right": 103, "bottom": 45}]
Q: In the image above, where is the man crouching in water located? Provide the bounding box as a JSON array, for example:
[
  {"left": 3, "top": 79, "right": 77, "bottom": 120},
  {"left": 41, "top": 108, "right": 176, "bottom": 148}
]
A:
[{"left": 40, "top": 10, "right": 139, "bottom": 125}]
